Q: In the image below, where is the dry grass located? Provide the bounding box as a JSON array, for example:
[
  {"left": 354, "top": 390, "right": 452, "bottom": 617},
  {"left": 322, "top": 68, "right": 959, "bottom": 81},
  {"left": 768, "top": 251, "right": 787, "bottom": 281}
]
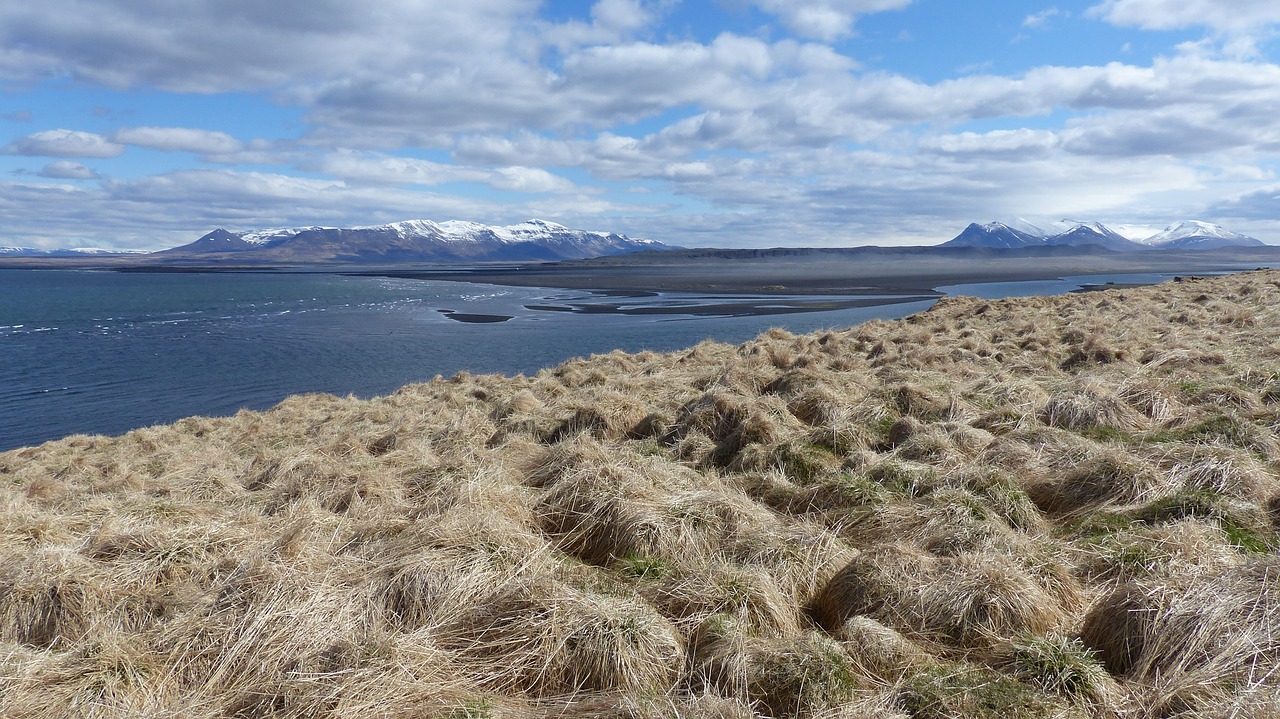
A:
[{"left": 4, "top": 269, "right": 1280, "bottom": 718}]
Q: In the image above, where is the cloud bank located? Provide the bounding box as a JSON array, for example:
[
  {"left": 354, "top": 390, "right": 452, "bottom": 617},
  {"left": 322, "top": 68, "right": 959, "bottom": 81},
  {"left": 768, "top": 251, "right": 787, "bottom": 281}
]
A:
[{"left": 2, "top": 0, "right": 1280, "bottom": 249}]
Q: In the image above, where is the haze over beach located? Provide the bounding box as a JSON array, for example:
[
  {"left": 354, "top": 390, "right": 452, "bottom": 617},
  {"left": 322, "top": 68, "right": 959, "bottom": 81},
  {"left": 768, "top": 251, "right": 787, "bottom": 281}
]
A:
[{"left": 4, "top": 0, "right": 1280, "bottom": 251}]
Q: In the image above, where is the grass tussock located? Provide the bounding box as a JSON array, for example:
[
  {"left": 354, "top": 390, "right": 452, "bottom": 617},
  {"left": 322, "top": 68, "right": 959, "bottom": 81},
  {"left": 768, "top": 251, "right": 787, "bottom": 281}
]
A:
[{"left": 4, "top": 269, "right": 1280, "bottom": 717}]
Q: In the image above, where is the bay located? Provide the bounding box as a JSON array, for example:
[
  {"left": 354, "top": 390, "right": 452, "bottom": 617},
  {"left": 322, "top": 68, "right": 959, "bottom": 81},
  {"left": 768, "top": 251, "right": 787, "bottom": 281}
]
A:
[
  {"left": 2, "top": 267, "right": 1238, "bottom": 451},
  {"left": 1, "top": 269, "right": 934, "bottom": 451}
]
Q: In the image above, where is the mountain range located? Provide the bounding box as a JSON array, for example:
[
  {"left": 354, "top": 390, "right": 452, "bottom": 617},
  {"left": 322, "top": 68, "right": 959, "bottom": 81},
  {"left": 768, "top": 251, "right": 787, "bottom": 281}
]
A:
[
  {"left": 153, "top": 219, "right": 668, "bottom": 262},
  {"left": 942, "top": 219, "right": 1265, "bottom": 251},
  {"left": 0, "top": 247, "right": 150, "bottom": 258},
  {"left": 1, "top": 218, "right": 1270, "bottom": 262}
]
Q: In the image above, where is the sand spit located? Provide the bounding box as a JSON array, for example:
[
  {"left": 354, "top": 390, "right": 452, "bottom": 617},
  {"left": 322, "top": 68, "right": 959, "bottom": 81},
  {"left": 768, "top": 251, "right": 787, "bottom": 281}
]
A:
[{"left": 3, "top": 270, "right": 1279, "bottom": 718}]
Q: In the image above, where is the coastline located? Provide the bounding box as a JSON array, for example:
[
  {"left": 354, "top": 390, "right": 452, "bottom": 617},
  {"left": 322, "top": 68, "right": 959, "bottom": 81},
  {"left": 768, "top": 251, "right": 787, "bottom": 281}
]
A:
[
  {"left": 363, "top": 244, "right": 1280, "bottom": 296},
  {"left": 4, "top": 268, "right": 1279, "bottom": 717},
  {"left": 5, "top": 244, "right": 1280, "bottom": 298}
]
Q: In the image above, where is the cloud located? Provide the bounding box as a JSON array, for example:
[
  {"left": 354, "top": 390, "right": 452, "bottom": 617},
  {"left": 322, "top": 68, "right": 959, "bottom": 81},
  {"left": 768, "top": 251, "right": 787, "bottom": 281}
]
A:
[
  {"left": 2, "top": 129, "right": 125, "bottom": 157},
  {"left": 6, "top": 2, "right": 1280, "bottom": 250},
  {"left": 0, "top": 0, "right": 544, "bottom": 92},
  {"left": 748, "top": 0, "right": 913, "bottom": 41},
  {"left": 1087, "top": 0, "right": 1280, "bottom": 34},
  {"left": 489, "top": 166, "right": 578, "bottom": 193},
  {"left": 1059, "top": 112, "right": 1257, "bottom": 157},
  {"left": 1, "top": 111, "right": 33, "bottom": 122},
  {"left": 112, "top": 127, "right": 244, "bottom": 154},
  {"left": 312, "top": 150, "right": 576, "bottom": 193},
  {"left": 39, "top": 160, "right": 99, "bottom": 179},
  {"left": 1208, "top": 184, "right": 1280, "bottom": 219},
  {"left": 1024, "top": 7, "right": 1065, "bottom": 28},
  {"left": 923, "top": 129, "right": 1060, "bottom": 159},
  {"left": 590, "top": 0, "right": 656, "bottom": 34}
]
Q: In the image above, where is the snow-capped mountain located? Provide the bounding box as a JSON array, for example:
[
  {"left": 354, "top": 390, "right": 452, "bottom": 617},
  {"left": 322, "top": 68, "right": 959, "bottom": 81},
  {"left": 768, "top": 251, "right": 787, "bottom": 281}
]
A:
[
  {"left": 1043, "top": 221, "right": 1140, "bottom": 252},
  {"left": 159, "top": 219, "right": 670, "bottom": 263},
  {"left": 943, "top": 222, "right": 1046, "bottom": 249},
  {"left": 942, "top": 219, "right": 1265, "bottom": 252},
  {"left": 1140, "top": 221, "right": 1265, "bottom": 250},
  {"left": 0, "top": 246, "right": 147, "bottom": 257}
]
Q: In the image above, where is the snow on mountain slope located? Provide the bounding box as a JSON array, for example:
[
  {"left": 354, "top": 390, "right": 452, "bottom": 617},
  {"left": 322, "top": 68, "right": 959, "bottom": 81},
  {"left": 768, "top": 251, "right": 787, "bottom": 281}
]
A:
[
  {"left": 940, "top": 218, "right": 1269, "bottom": 252},
  {"left": 162, "top": 219, "right": 669, "bottom": 262},
  {"left": 1144, "top": 221, "right": 1264, "bottom": 249}
]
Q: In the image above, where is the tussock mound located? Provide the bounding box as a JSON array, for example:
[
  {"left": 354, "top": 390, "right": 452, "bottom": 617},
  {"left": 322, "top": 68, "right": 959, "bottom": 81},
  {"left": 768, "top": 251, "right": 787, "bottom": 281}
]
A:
[
  {"left": 1081, "top": 559, "right": 1280, "bottom": 715},
  {"left": 4, "top": 269, "right": 1280, "bottom": 718}
]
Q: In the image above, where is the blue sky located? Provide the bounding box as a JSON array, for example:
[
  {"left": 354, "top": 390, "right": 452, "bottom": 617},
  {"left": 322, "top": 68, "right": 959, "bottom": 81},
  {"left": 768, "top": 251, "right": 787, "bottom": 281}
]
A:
[{"left": 4, "top": 0, "right": 1280, "bottom": 249}]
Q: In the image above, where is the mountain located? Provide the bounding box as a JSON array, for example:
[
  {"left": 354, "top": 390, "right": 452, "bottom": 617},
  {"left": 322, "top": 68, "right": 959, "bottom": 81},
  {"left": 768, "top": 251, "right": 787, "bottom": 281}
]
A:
[
  {"left": 1043, "top": 221, "right": 1144, "bottom": 252},
  {"left": 942, "top": 219, "right": 1265, "bottom": 252},
  {"left": 1140, "top": 221, "right": 1266, "bottom": 250},
  {"left": 943, "top": 222, "right": 1046, "bottom": 249},
  {"left": 158, "top": 219, "right": 669, "bottom": 263},
  {"left": 0, "top": 246, "right": 146, "bottom": 257}
]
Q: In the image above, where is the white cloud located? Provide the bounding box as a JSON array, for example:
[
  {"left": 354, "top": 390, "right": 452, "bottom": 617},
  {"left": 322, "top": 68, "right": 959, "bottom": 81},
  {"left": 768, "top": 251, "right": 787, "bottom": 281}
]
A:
[
  {"left": 1088, "top": 0, "right": 1280, "bottom": 34},
  {"left": 112, "top": 127, "right": 244, "bottom": 154},
  {"left": 0, "top": 0, "right": 543, "bottom": 92},
  {"left": 923, "top": 129, "right": 1059, "bottom": 159},
  {"left": 491, "top": 166, "right": 578, "bottom": 193},
  {"left": 591, "top": 0, "right": 654, "bottom": 33},
  {"left": 1024, "top": 7, "right": 1065, "bottom": 28},
  {"left": 5, "top": 1, "right": 1280, "bottom": 249},
  {"left": 748, "top": 0, "right": 913, "bottom": 41},
  {"left": 2, "top": 129, "right": 125, "bottom": 157},
  {"left": 39, "top": 160, "right": 99, "bottom": 179},
  {"left": 313, "top": 150, "right": 576, "bottom": 193}
]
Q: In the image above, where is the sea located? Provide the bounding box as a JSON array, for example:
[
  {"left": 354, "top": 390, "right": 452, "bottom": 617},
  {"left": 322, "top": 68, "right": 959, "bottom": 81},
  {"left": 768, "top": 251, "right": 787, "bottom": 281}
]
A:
[{"left": 0, "top": 267, "right": 1239, "bottom": 451}]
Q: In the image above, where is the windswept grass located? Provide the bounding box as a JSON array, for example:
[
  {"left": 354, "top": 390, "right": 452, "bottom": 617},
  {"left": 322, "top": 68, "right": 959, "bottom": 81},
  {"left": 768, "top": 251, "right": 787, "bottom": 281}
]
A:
[{"left": 3, "top": 269, "right": 1280, "bottom": 717}]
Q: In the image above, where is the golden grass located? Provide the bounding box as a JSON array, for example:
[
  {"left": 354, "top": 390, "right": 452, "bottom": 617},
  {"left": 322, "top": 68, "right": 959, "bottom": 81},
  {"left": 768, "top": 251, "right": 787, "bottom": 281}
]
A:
[{"left": 3, "top": 269, "right": 1280, "bottom": 718}]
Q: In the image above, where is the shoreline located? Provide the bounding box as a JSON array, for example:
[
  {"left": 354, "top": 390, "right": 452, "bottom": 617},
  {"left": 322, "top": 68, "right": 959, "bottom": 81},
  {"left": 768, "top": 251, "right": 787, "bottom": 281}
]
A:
[
  {"left": 4, "top": 244, "right": 1279, "bottom": 298},
  {"left": 5, "top": 268, "right": 1279, "bottom": 717}
]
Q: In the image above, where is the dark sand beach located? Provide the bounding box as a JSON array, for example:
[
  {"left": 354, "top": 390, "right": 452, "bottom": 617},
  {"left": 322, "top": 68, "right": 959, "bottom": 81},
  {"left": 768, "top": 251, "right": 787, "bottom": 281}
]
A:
[{"left": 371, "top": 244, "right": 1280, "bottom": 296}]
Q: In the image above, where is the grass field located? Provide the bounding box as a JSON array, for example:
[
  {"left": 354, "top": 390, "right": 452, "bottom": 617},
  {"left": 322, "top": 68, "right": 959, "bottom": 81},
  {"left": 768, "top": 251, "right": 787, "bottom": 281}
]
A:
[{"left": 3, "top": 270, "right": 1279, "bottom": 718}]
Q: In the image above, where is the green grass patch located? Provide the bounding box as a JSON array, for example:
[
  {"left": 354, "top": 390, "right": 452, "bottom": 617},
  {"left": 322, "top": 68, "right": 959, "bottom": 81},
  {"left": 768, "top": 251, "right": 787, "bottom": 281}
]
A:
[
  {"left": 900, "top": 665, "right": 1076, "bottom": 719},
  {"left": 776, "top": 441, "right": 838, "bottom": 485},
  {"left": 868, "top": 460, "right": 939, "bottom": 498},
  {"left": 1007, "top": 634, "right": 1110, "bottom": 703},
  {"left": 967, "top": 471, "right": 1043, "bottom": 531},
  {"left": 1078, "top": 424, "right": 1136, "bottom": 443},
  {"left": 447, "top": 698, "right": 495, "bottom": 719},
  {"left": 615, "top": 554, "right": 675, "bottom": 581}
]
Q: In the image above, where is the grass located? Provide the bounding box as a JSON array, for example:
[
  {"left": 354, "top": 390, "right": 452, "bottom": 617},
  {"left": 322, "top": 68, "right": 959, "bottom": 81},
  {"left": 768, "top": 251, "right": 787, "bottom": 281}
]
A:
[{"left": 4, "top": 268, "right": 1280, "bottom": 718}]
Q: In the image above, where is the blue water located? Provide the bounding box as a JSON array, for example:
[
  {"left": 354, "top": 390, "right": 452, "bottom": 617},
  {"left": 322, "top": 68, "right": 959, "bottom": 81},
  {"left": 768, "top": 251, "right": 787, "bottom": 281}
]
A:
[
  {"left": 3, "top": 266, "right": 1257, "bottom": 451},
  {"left": 1, "top": 270, "right": 938, "bottom": 450}
]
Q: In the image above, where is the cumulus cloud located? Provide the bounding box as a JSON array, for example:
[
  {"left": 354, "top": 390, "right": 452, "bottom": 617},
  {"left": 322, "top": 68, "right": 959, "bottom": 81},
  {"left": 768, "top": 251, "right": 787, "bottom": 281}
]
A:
[
  {"left": 0, "top": 0, "right": 543, "bottom": 92},
  {"left": 2, "top": 129, "right": 125, "bottom": 157},
  {"left": 112, "top": 127, "right": 244, "bottom": 154},
  {"left": 313, "top": 151, "right": 576, "bottom": 193},
  {"left": 1087, "top": 0, "right": 1280, "bottom": 34},
  {"left": 39, "top": 160, "right": 99, "bottom": 179},
  {"left": 923, "top": 129, "right": 1059, "bottom": 159},
  {"left": 6, "top": 1, "right": 1280, "bottom": 249}
]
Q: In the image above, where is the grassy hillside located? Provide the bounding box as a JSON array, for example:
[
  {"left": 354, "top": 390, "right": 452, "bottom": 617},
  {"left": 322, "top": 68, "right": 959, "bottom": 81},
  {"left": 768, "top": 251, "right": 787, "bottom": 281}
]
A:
[{"left": 3, "top": 270, "right": 1279, "bottom": 718}]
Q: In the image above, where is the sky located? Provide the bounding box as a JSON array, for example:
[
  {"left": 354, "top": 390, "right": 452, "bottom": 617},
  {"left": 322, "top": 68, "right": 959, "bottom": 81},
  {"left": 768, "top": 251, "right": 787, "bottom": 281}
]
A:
[{"left": 4, "top": 0, "right": 1280, "bottom": 250}]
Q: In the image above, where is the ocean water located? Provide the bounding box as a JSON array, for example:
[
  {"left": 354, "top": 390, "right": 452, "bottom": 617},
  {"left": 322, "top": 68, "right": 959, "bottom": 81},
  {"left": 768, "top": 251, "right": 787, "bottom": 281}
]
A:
[
  {"left": 4, "top": 267, "right": 1252, "bottom": 451},
  {"left": 1, "top": 269, "right": 938, "bottom": 450}
]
